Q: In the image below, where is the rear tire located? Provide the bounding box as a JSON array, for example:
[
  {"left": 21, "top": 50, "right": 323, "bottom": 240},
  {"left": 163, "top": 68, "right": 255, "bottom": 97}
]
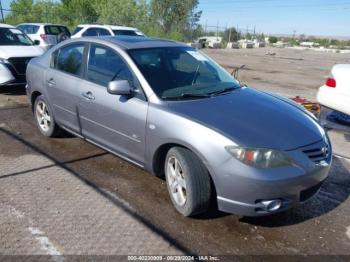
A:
[
  {"left": 165, "top": 147, "right": 212, "bottom": 217},
  {"left": 34, "top": 95, "right": 60, "bottom": 137}
]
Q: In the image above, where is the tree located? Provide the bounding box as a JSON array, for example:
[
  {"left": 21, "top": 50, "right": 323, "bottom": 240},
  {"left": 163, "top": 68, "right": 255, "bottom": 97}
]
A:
[
  {"left": 5, "top": 0, "right": 34, "bottom": 24},
  {"left": 246, "top": 32, "right": 252, "bottom": 40},
  {"left": 269, "top": 36, "right": 278, "bottom": 44},
  {"left": 95, "top": 0, "right": 143, "bottom": 26},
  {"left": 223, "top": 27, "right": 240, "bottom": 42},
  {"left": 60, "top": 0, "right": 98, "bottom": 27},
  {"left": 4, "top": 0, "right": 203, "bottom": 41},
  {"left": 150, "top": 0, "right": 202, "bottom": 35},
  {"left": 5, "top": 0, "right": 61, "bottom": 24}
]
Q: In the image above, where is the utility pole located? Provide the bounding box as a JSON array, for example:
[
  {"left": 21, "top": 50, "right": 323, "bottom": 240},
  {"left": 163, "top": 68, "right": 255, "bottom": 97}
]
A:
[
  {"left": 216, "top": 21, "right": 219, "bottom": 37},
  {"left": 0, "top": 0, "right": 4, "bottom": 23}
]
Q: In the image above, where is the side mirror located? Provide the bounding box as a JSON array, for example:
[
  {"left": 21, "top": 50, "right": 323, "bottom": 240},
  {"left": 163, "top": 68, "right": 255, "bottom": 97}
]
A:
[
  {"left": 34, "top": 40, "right": 40, "bottom": 45},
  {"left": 107, "top": 80, "right": 132, "bottom": 96}
]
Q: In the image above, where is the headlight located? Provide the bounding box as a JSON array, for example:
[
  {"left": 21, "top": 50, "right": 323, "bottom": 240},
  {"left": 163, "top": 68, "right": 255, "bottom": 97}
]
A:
[{"left": 225, "top": 146, "right": 294, "bottom": 168}]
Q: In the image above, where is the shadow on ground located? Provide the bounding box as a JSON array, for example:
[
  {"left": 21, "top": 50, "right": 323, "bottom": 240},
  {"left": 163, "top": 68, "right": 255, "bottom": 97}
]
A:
[{"left": 0, "top": 85, "right": 26, "bottom": 96}]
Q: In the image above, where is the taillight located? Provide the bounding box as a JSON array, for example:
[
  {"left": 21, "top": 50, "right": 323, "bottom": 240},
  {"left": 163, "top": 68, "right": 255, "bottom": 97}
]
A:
[
  {"left": 325, "top": 77, "right": 336, "bottom": 88},
  {"left": 40, "top": 34, "right": 48, "bottom": 41}
]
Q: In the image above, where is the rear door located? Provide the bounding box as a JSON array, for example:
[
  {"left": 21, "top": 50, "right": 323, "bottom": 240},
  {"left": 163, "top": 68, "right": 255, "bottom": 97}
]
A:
[
  {"left": 45, "top": 42, "right": 87, "bottom": 134},
  {"left": 78, "top": 43, "right": 148, "bottom": 164}
]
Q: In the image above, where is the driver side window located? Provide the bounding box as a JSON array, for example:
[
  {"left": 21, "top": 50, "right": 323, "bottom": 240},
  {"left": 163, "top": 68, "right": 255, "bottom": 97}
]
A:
[{"left": 87, "top": 44, "right": 134, "bottom": 87}]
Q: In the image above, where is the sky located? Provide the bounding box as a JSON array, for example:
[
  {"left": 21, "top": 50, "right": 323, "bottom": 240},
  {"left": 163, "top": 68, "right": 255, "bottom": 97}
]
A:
[
  {"left": 198, "top": 0, "right": 350, "bottom": 37},
  {"left": 2, "top": 0, "right": 350, "bottom": 37}
]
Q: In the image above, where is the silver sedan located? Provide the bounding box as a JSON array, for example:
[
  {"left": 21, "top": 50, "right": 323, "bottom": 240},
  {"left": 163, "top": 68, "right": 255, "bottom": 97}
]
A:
[{"left": 26, "top": 36, "right": 332, "bottom": 217}]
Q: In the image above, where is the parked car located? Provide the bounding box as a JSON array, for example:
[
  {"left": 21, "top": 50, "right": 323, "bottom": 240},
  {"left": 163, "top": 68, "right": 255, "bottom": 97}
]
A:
[
  {"left": 26, "top": 36, "right": 331, "bottom": 217},
  {"left": 197, "top": 36, "right": 222, "bottom": 49},
  {"left": 17, "top": 23, "right": 71, "bottom": 50},
  {"left": 0, "top": 23, "right": 44, "bottom": 86},
  {"left": 317, "top": 64, "right": 350, "bottom": 116},
  {"left": 71, "top": 24, "right": 144, "bottom": 38}
]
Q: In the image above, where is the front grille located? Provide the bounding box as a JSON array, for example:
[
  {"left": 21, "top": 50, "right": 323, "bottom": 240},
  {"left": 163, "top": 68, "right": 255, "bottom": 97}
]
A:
[
  {"left": 300, "top": 181, "right": 323, "bottom": 202},
  {"left": 302, "top": 144, "right": 330, "bottom": 164},
  {"left": 7, "top": 57, "right": 34, "bottom": 75}
]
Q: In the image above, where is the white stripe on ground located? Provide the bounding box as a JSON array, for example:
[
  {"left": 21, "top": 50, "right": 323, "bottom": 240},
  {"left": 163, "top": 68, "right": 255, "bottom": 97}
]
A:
[
  {"left": 346, "top": 226, "right": 350, "bottom": 240},
  {"left": 28, "top": 227, "right": 64, "bottom": 261},
  {"left": 334, "top": 153, "right": 350, "bottom": 160}
]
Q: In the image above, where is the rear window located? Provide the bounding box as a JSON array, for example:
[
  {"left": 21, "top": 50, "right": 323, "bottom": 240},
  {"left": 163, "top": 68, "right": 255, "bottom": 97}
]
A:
[
  {"left": 17, "top": 25, "right": 40, "bottom": 34},
  {"left": 45, "top": 26, "right": 70, "bottom": 36},
  {"left": 112, "top": 30, "right": 140, "bottom": 36}
]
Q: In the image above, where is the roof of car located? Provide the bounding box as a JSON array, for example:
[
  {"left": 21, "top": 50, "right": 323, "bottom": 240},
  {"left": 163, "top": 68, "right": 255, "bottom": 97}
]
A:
[
  {"left": 101, "top": 36, "right": 189, "bottom": 50},
  {"left": 0, "top": 23, "right": 15, "bottom": 29},
  {"left": 77, "top": 24, "right": 138, "bottom": 31}
]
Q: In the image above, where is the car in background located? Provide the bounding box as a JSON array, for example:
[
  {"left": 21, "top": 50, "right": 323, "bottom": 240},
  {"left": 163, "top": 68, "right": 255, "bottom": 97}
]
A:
[
  {"left": 26, "top": 36, "right": 331, "bottom": 217},
  {"left": 17, "top": 23, "right": 71, "bottom": 50},
  {"left": 0, "top": 23, "right": 44, "bottom": 86},
  {"left": 317, "top": 64, "right": 350, "bottom": 116},
  {"left": 71, "top": 24, "right": 144, "bottom": 38}
]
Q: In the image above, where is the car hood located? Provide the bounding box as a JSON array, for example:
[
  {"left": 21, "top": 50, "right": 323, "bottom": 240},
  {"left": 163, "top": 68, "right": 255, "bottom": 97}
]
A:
[
  {"left": 167, "top": 87, "right": 325, "bottom": 151},
  {"left": 0, "top": 45, "right": 44, "bottom": 59}
]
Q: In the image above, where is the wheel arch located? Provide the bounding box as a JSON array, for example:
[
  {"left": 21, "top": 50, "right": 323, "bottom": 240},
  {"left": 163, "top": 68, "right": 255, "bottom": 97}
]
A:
[
  {"left": 152, "top": 142, "right": 214, "bottom": 179},
  {"left": 31, "top": 91, "right": 42, "bottom": 112},
  {"left": 151, "top": 142, "right": 218, "bottom": 204}
]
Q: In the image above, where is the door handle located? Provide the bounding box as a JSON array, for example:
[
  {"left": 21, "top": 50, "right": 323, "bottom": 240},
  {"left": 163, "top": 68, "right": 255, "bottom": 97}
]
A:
[
  {"left": 81, "top": 91, "right": 95, "bottom": 101},
  {"left": 47, "top": 79, "right": 56, "bottom": 87}
]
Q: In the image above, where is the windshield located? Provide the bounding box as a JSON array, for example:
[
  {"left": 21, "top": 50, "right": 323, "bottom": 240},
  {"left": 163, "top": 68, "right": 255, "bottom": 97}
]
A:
[
  {"left": 0, "top": 28, "right": 33, "bottom": 46},
  {"left": 113, "top": 30, "right": 143, "bottom": 36},
  {"left": 128, "top": 47, "right": 240, "bottom": 100},
  {"left": 17, "top": 24, "right": 40, "bottom": 34},
  {"left": 72, "top": 26, "right": 83, "bottom": 35}
]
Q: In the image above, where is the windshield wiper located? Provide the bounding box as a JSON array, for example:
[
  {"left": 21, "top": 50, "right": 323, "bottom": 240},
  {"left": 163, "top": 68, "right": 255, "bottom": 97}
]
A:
[
  {"left": 208, "top": 87, "right": 239, "bottom": 96},
  {"left": 162, "top": 93, "right": 211, "bottom": 100}
]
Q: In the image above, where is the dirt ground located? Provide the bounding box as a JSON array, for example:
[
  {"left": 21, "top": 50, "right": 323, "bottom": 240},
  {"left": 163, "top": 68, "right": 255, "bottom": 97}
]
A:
[
  {"left": 205, "top": 47, "right": 350, "bottom": 99},
  {"left": 1, "top": 47, "right": 350, "bottom": 257}
]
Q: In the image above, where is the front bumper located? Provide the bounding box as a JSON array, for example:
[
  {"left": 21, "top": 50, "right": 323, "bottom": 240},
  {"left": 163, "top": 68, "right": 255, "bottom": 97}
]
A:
[
  {"left": 214, "top": 140, "right": 332, "bottom": 217},
  {"left": 317, "top": 85, "right": 350, "bottom": 116},
  {"left": 0, "top": 63, "right": 26, "bottom": 86}
]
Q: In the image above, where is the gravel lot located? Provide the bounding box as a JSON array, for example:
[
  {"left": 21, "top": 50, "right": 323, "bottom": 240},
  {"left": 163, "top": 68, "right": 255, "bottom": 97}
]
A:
[
  {"left": 204, "top": 47, "right": 350, "bottom": 99},
  {"left": 0, "top": 47, "right": 350, "bottom": 258}
]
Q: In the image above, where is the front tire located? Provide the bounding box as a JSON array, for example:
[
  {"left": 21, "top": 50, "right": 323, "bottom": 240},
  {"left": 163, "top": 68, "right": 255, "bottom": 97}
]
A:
[
  {"left": 34, "top": 95, "right": 60, "bottom": 137},
  {"left": 165, "top": 147, "right": 212, "bottom": 217}
]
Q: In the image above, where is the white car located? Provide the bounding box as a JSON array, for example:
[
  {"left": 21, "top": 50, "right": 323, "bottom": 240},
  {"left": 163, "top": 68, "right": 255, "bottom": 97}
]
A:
[
  {"left": 0, "top": 23, "right": 44, "bottom": 86},
  {"left": 317, "top": 64, "right": 350, "bottom": 115},
  {"left": 71, "top": 24, "right": 144, "bottom": 38},
  {"left": 17, "top": 23, "right": 71, "bottom": 50}
]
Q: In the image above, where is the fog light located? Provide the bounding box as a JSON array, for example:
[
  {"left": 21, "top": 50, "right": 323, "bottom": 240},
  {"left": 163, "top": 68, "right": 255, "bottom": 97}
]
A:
[{"left": 261, "top": 200, "right": 282, "bottom": 212}]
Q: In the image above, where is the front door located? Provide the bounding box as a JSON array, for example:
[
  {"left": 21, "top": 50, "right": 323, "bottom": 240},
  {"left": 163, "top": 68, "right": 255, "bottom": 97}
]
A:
[{"left": 78, "top": 44, "right": 148, "bottom": 165}]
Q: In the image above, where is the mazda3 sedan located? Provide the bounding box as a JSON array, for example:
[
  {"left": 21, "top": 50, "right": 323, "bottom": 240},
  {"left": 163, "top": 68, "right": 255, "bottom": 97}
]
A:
[{"left": 26, "top": 36, "right": 332, "bottom": 217}]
